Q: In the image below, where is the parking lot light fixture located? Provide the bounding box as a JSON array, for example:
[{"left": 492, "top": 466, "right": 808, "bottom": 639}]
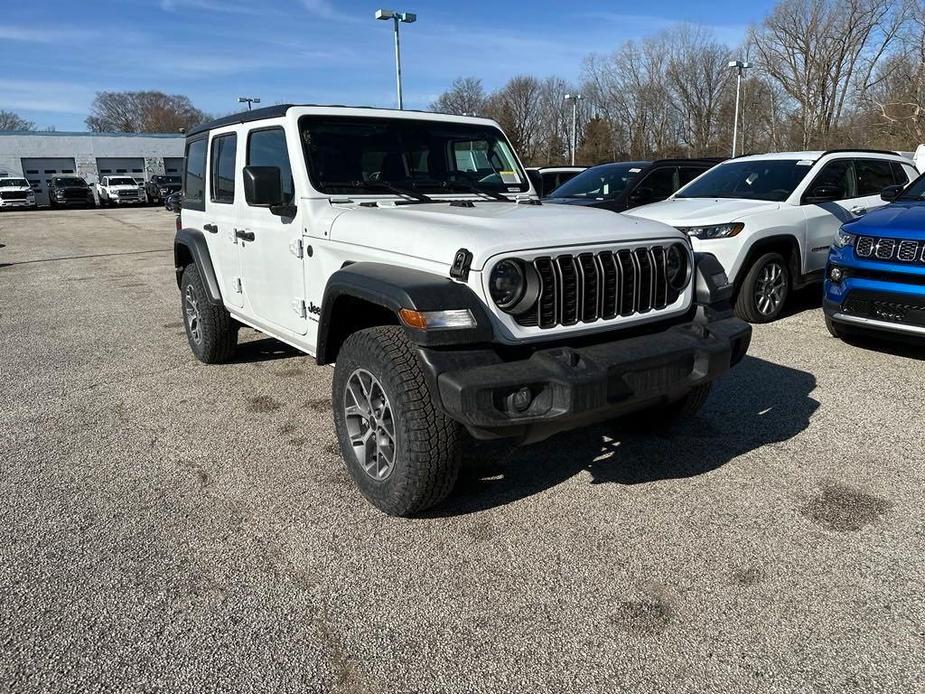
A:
[
  {"left": 376, "top": 9, "right": 417, "bottom": 110},
  {"left": 238, "top": 96, "right": 261, "bottom": 111},
  {"left": 728, "top": 60, "right": 751, "bottom": 158},
  {"left": 564, "top": 94, "right": 582, "bottom": 166}
]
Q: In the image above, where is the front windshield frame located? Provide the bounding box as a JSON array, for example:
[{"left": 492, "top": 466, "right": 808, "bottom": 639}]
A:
[
  {"left": 109, "top": 177, "right": 137, "bottom": 186},
  {"left": 298, "top": 115, "right": 530, "bottom": 197},
  {"left": 546, "top": 163, "right": 646, "bottom": 200},
  {"left": 53, "top": 177, "right": 88, "bottom": 187},
  {"left": 0, "top": 178, "right": 29, "bottom": 188},
  {"left": 674, "top": 159, "right": 813, "bottom": 202}
]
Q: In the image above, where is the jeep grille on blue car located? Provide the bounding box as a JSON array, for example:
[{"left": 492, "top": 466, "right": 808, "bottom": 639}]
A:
[
  {"left": 855, "top": 236, "right": 925, "bottom": 265},
  {"left": 515, "top": 247, "right": 676, "bottom": 329}
]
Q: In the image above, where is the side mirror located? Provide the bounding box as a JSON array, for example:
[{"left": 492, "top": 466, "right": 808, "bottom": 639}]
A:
[
  {"left": 526, "top": 169, "right": 544, "bottom": 198},
  {"left": 804, "top": 184, "right": 842, "bottom": 204},
  {"left": 880, "top": 184, "right": 903, "bottom": 202},
  {"left": 243, "top": 165, "right": 296, "bottom": 216}
]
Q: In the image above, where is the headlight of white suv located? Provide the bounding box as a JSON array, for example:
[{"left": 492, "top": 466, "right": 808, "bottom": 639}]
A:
[
  {"left": 676, "top": 223, "right": 744, "bottom": 239},
  {"left": 833, "top": 228, "right": 856, "bottom": 248}
]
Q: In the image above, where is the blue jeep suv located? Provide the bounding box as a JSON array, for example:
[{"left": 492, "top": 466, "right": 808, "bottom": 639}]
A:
[{"left": 824, "top": 174, "right": 925, "bottom": 342}]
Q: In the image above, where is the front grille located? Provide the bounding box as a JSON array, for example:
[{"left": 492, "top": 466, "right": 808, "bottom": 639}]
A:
[
  {"left": 63, "top": 189, "right": 89, "bottom": 199},
  {"left": 514, "top": 245, "right": 679, "bottom": 329},
  {"left": 856, "top": 235, "right": 925, "bottom": 265},
  {"left": 0, "top": 191, "right": 28, "bottom": 200},
  {"left": 842, "top": 290, "right": 925, "bottom": 328}
]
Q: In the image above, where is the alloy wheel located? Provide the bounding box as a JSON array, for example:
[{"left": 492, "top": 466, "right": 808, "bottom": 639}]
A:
[
  {"left": 754, "top": 261, "right": 786, "bottom": 316},
  {"left": 343, "top": 368, "right": 396, "bottom": 481},
  {"left": 184, "top": 285, "right": 203, "bottom": 344}
]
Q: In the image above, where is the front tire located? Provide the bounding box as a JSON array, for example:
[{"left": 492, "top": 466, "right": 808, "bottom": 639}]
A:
[
  {"left": 332, "top": 326, "right": 462, "bottom": 516},
  {"left": 179, "top": 264, "right": 237, "bottom": 364},
  {"left": 735, "top": 252, "right": 790, "bottom": 323},
  {"left": 824, "top": 315, "right": 845, "bottom": 339}
]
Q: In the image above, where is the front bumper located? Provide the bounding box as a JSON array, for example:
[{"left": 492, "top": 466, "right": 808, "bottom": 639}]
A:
[
  {"left": 426, "top": 315, "right": 751, "bottom": 443},
  {"left": 0, "top": 198, "right": 35, "bottom": 208}
]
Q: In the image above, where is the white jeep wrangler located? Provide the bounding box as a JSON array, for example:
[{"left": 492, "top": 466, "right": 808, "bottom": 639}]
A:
[
  {"left": 97, "top": 175, "right": 146, "bottom": 206},
  {"left": 174, "top": 105, "right": 752, "bottom": 516}
]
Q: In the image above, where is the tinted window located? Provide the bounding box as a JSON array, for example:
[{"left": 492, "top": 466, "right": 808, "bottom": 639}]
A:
[
  {"left": 807, "top": 160, "right": 855, "bottom": 200},
  {"left": 679, "top": 165, "right": 709, "bottom": 186},
  {"left": 891, "top": 162, "right": 910, "bottom": 186},
  {"left": 677, "top": 160, "right": 810, "bottom": 201},
  {"left": 247, "top": 128, "right": 293, "bottom": 204},
  {"left": 855, "top": 159, "right": 895, "bottom": 196},
  {"left": 542, "top": 172, "right": 559, "bottom": 194},
  {"left": 547, "top": 163, "right": 645, "bottom": 200},
  {"left": 184, "top": 138, "right": 207, "bottom": 210},
  {"left": 210, "top": 134, "right": 237, "bottom": 203},
  {"left": 636, "top": 167, "right": 678, "bottom": 201}
]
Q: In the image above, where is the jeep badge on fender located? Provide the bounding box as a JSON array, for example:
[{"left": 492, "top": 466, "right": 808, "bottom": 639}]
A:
[{"left": 173, "top": 104, "right": 752, "bottom": 517}]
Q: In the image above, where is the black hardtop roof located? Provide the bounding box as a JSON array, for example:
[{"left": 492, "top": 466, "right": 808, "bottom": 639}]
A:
[{"left": 186, "top": 103, "right": 481, "bottom": 138}]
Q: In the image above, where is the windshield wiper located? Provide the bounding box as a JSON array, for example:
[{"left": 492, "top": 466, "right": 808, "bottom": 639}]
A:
[
  {"left": 440, "top": 181, "right": 510, "bottom": 201},
  {"left": 319, "top": 179, "right": 433, "bottom": 203}
]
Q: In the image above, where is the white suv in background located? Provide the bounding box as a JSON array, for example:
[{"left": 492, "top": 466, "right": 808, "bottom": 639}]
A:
[
  {"left": 0, "top": 176, "right": 37, "bottom": 210},
  {"left": 627, "top": 150, "right": 918, "bottom": 322},
  {"left": 96, "top": 175, "right": 147, "bottom": 206}
]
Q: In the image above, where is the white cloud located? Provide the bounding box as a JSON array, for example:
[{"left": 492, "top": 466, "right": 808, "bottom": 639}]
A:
[
  {"left": 301, "top": 0, "right": 362, "bottom": 23},
  {"left": 0, "top": 26, "right": 98, "bottom": 43},
  {"left": 159, "top": 0, "right": 265, "bottom": 14}
]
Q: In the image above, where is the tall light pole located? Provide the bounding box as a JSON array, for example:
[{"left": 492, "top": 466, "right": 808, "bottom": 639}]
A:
[
  {"left": 375, "top": 9, "right": 416, "bottom": 110},
  {"left": 564, "top": 93, "right": 582, "bottom": 166},
  {"left": 728, "top": 60, "right": 751, "bottom": 157},
  {"left": 238, "top": 96, "right": 261, "bottom": 111}
]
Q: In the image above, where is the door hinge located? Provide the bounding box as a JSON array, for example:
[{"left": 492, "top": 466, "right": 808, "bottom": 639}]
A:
[
  {"left": 233, "top": 277, "right": 243, "bottom": 294},
  {"left": 289, "top": 237, "right": 304, "bottom": 258},
  {"left": 291, "top": 298, "right": 307, "bottom": 318}
]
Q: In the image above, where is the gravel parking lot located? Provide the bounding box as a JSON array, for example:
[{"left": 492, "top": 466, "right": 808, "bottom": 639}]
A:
[{"left": 1, "top": 207, "right": 923, "bottom": 693}]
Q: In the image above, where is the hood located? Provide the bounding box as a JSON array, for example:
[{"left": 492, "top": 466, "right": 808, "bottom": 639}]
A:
[
  {"left": 109, "top": 184, "right": 140, "bottom": 190},
  {"left": 846, "top": 202, "right": 925, "bottom": 240},
  {"left": 329, "top": 200, "right": 683, "bottom": 269},
  {"left": 627, "top": 197, "right": 782, "bottom": 226},
  {"left": 544, "top": 197, "right": 627, "bottom": 211},
  {"left": 0, "top": 185, "right": 31, "bottom": 190}
]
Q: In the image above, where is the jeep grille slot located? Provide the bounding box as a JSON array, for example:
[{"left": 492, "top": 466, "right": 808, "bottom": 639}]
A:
[
  {"left": 855, "top": 235, "right": 925, "bottom": 265},
  {"left": 515, "top": 245, "right": 674, "bottom": 329}
]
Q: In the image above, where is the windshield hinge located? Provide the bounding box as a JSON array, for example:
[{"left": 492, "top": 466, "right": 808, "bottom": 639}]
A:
[
  {"left": 515, "top": 194, "right": 541, "bottom": 205},
  {"left": 449, "top": 248, "right": 473, "bottom": 282},
  {"left": 289, "top": 237, "right": 304, "bottom": 258}
]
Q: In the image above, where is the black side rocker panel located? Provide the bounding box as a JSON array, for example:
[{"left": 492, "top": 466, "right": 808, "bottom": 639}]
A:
[
  {"left": 174, "top": 228, "right": 222, "bottom": 304},
  {"left": 316, "top": 262, "right": 494, "bottom": 363}
]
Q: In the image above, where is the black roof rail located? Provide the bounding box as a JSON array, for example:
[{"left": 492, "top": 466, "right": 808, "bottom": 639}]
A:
[{"left": 820, "top": 148, "right": 909, "bottom": 158}]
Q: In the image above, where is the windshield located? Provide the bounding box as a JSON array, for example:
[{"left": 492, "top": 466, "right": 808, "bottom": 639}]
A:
[
  {"left": 154, "top": 175, "right": 180, "bottom": 185},
  {"left": 675, "top": 159, "right": 812, "bottom": 202},
  {"left": 898, "top": 174, "right": 925, "bottom": 201},
  {"left": 299, "top": 116, "right": 528, "bottom": 196},
  {"left": 54, "top": 177, "right": 87, "bottom": 187},
  {"left": 109, "top": 177, "right": 137, "bottom": 186},
  {"left": 0, "top": 178, "right": 29, "bottom": 187},
  {"left": 547, "top": 163, "right": 645, "bottom": 200}
]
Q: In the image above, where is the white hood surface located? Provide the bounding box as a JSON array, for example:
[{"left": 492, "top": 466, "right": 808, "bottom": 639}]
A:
[
  {"left": 329, "top": 201, "right": 684, "bottom": 269},
  {"left": 627, "top": 198, "right": 782, "bottom": 226}
]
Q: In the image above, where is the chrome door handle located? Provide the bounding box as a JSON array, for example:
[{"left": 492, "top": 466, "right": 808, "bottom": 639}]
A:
[
  {"left": 235, "top": 229, "right": 255, "bottom": 242},
  {"left": 203, "top": 223, "right": 218, "bottom": 233}
]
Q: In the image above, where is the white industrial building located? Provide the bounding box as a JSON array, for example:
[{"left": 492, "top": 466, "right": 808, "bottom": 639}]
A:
[{"left": 0, "top": 131, "right": 184, "bottom": 206}]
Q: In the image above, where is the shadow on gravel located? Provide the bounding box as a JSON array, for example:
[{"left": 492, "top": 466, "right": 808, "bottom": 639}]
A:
[
  {"left": 232, "top": 337, "right": 302, "bottom": 363},
  {"left": 433, "top": 355, "right": 819, "bottom": 516},
  {"left": 780, "top": 285, "right": 824, "bottom": 319}
]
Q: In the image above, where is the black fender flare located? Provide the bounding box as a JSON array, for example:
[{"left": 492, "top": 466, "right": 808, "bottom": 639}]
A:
[
  {"left": 174, "top": 228, "right": 222, "bottom": 304},
  {"left": 693, "top": 252, "right": 734, "bottom": 306},
  {"left": 316, "top": 262, "right": 494, "bottom": 364}
]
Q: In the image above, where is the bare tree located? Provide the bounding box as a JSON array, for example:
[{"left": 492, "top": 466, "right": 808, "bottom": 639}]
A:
[
  {"left": 484, "top": 76, "right": 545, "bottom": 162},
  {"left": 0, "top": 110, "right": 35, "bottom": 131},
  {"left": 430, "top": 77, "right": 488, "bottom": 116},
  {"left": 85, "top": 91, "right": 210, "bottom": 133}
]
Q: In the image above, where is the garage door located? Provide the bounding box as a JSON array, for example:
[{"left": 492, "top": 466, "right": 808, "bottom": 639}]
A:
[
  {"left": 21, "top": 157, "right": 78, "bottom": 206},
  {"left": 96, "top": 157, "right": 146, "bottom": 184},
  {"left": 163, "top": 157, "right": 184, "bottom": 176}
]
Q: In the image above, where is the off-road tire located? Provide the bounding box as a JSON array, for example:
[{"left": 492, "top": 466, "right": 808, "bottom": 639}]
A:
[
  {"left": 179, "top": 264, "right": 237, "bottom": 364},
  {"left": 332, "top": 326, "right": 462, "bottom": 516},
  {"left": 735, "top": 252, "right": 790, "bottom": 323},
  {"left": 824, "top": 315, "right": 845, "bottom": 339}
]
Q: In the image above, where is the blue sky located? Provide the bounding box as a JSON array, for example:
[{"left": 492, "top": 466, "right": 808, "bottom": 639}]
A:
[{"left": 2, "top": 0, "right": 772, "bottom": 131}]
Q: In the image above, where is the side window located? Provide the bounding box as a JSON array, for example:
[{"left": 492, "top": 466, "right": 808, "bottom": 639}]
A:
[
  {"left": 891, "top": 162, "right": 911, "bottom": 186},
  {"left": 679, "top": 166, "right": 707, "bottom": 186},
  {"left": 210, "top": 133, "right": 237, "bottom": 203},
  {"left": 805, "top": 159, "right": 855, "bottom": 201},
  {"left": 542, "top": 172, "right": 559, "bottom": 193},
  {"left": 183, "top": 137, "right": 208, "bottom": 210},
  {"left": 637, "top": 167, "right": 679, "bottom": 201},
  {"left": 855, "top": 159, "right": 895, "bottom": 197},
  {"left": 247, "top": 128, "right": 293, "bottom": 204}
]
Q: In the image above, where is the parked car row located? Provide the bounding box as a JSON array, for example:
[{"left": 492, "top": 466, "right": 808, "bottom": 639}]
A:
[{"left": 0, "top": 173, "right": 183, "bottom": 210}]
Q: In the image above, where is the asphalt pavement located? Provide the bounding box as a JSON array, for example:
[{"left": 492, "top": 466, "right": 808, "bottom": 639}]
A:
[{"left": 1, "top": 207, "right": 923, "bottom": 693}]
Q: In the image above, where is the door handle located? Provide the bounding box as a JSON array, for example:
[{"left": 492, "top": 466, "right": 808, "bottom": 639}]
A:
[
  {"left": 203, "top": 223, "right": 218, "bottom": 233},
  {"left": 235, "top": 228, "right": 255, "bottom": 242}
]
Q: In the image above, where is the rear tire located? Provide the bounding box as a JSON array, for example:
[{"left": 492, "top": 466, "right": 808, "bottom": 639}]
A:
[
  {"left": 332, "top": 326, "right": 462, "bottom": 516},
  {"left": 735, "top": 252, "right": 790, "bottom": 323},
  {"left": 179, "top": 264, "right": 238, "bottom": 364}
]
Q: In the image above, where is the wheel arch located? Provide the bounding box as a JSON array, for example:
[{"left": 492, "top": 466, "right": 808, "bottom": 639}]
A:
[
  {"left": 316, "top": 262, "right": 494, "bottom": 365},
  {"left": 174, "top": 228, "right": 222, "bottom": 304},
  {"left": 735, "top": 234, "right": 802, "bottom": 290}
]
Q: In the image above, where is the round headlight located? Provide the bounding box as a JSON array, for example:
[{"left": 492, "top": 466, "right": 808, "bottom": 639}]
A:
[
  {"left": 666, "top": 243, "right": 690, "bottom": 290},
  {"left": 489, "top": 259, "right": 526, "bottom": 310}
]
